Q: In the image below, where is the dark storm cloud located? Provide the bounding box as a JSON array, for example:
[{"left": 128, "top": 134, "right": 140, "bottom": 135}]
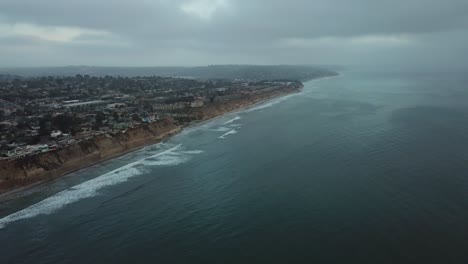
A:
[{"left": 0, "top": 0, "right": 467, "bottom": 67}]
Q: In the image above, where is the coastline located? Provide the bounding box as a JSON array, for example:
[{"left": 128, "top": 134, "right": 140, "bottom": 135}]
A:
[
  {"left": 0, "top": 82, "right": 307, "bottom": 201},
  {"left": 0, "top": 127, "right": 181, "bottom": 203}
]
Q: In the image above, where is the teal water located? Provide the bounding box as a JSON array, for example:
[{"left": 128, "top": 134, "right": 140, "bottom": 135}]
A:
[{"left": 1, "top": 68, "right": 468, "bottom": 263}]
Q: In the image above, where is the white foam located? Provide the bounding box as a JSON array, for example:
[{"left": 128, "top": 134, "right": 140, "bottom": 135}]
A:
[
  {"left": 180, "top": 150, "right": 204, "bottom": 155},
  {"left": 211, "top": 126, "right": 232, "bottom": 132},
  {"left": 0, "top": 165, "right": 141, "bottom": 229},
  {"left": 223, "top": 116, "right": 241, "bottom": 125},
  {"left": 141, "top": 152, "right": 189, "bottom": 166},
  {"left": 243, "top": 93, "right": 300, "bottom": 113},
  {"left": 219, "top": 129, "right": 238, "bottom": 139},
  {"left": 0, "top": 144, "right": 205, "bottom": 229}
]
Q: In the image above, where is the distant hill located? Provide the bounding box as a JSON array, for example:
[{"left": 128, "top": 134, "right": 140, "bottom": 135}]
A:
[
  {"left": 175, "top": 65, "right": 338, "bottom": 81},
  {"left": 0, "top": 65, "right": 338, "bottom": 81}
]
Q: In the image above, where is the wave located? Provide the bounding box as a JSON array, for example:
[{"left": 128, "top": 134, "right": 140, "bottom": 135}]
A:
[
  {"left": 240, "top": 75, "right": 339, "bottom": 114},
  {"left": 219, "top": 129, "right": 238, "bottom": 139},
  {"left": 0, "top": 76, "right": 338, "bottom": 229},
  {"left": 141, "top": 146, "right": 190, "bottom": 166},
  {"left": 0, "top": 144, "right": 203, "bottom": 229},
  {"left": 211, "top": 126, "right": 232, "bottom": 132},
  {"left": 223, "top": 116, "right": 241, "bottom": 125},
  {"left": 180, "top": 150, "right": 204, "bottom": 155},
  {"left": 243, "top": 93, "right": 300, "bottom": 113}
]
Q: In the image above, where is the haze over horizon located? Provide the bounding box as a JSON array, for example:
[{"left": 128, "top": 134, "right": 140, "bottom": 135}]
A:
[{"left": 1, "top": 0, "right": 468, "bottom": 69}]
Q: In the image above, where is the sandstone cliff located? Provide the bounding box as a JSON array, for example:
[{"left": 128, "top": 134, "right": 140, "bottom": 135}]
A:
[
  {"left": 0, "top": 84, "right": 301, "bottom": 194},
  {"left": 0, "top": 119, "right": 180, "bottom": 193},
  {"left": 192, "top": 85, "right": 302, "bottom": 120}
]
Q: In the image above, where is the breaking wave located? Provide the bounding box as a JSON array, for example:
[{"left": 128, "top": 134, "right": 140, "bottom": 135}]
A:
[
  {"left": 180, "top": 150, "right": 204, "bottom": 155},
  {"left": 219, "top": 129, "right": 238, "bottom": 139},
  {"left": 0, "top": 144, "right": 202, "bottom": 229},
  {"left": 211, "top": 126, "right": 232, "bottom": 132},
  {"left": 243, "top": 93, "right": 300, "bottom": 113},
  {"left": 223, "top": 116, "right": 241, "bottom": 125}
]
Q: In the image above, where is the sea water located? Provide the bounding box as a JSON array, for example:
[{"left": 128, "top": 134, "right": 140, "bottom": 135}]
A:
[{"left": 1, "top": 68, "right": 468, "bottom": 263}]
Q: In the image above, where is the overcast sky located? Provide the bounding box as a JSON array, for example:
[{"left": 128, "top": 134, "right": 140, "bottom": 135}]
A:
[{"left": 1, "top": 0, "right": 467, "bottom": 68}]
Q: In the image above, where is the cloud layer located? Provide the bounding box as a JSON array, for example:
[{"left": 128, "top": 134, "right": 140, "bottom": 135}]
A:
[{"left": 1, "top": 0, "right": 467, "bottom": 68}]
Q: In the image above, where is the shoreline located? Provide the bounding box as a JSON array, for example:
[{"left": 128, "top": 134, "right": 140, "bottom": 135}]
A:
[
  {"left": 0, "top": 83, "right": 307, "bottom": 202},
  {"left": 0, "top": 128, "right": 181, "bottom": 203}
]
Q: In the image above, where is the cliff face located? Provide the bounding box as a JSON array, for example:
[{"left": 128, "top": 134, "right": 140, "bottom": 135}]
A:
[
  {"left": 0, "top": 119, "right": 180, "bottom": 193},
  {"left": 0, "top": 85, "right": 301, "bottom": 194},
  {"left": 192, "top": 85, "right": 302, "bottom": 120}
]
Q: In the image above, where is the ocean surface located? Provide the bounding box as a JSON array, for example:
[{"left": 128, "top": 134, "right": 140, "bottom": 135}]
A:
[{"left": 1, "top": 68, "right": 468, "bottom": 263}]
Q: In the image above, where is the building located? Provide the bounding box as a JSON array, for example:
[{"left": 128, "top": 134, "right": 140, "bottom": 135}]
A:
[
  {"left": 107, "top": 103, "right": 127, "bottom": 110},
  {"left": 50, "top": 130, "right": 63, "bottom": 138},
  {"left": 190, "top": 100, "right": 204, "bottom": 108},
  {"left": 0, "top": 99, "right": 23, "bottom": 116},
  {"left": 63, "top": 100, "right": 107, "bottom": 111},
  {"left": 214, "top": 94, "right": 243, "bottom": 103}
]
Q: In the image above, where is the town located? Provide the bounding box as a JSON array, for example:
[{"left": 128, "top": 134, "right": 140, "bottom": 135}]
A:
[{"left": 0, "top": 74, "right": 302, "bottom": 160}]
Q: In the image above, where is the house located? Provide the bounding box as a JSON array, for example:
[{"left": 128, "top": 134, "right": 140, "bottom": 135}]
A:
[
  {"left": 0, "top": 99, "right": 23, "bottom": 116},
  {"left": 190, "top": 100, "right": 204, "bottom": 108},
  {"left": 107, "top": 103, "right": 127, "bottom": 110},
  {"left": 50, "top": 130, "right": 63, "bottom": 138},
  {"left": 63, "top": 100, "right": 107, "bottom": 111}
]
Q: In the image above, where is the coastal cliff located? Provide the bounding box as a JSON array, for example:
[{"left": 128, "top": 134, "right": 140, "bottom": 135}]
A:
[
  {"left": 0, "top": 119, "right": 180, "bottom": 193},
  {"left": 0, "top": 84, "right": 302, "bottom": 194},
  {"left": 192, "top": 84, "right": 302, "bottom": 120}
]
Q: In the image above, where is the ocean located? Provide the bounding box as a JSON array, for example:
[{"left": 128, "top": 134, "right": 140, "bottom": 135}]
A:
[{"left": 1, "top": 68, "right": 468, "bottom": 263}]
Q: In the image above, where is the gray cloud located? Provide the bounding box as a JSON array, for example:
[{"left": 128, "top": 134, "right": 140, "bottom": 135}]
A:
[{"left": 0, "top": 0, "right": 467, "bottom": 68}]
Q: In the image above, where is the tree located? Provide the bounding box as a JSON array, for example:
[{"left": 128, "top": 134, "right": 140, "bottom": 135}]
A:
[
  {"left": 39, "top": 117, "right": 52, "bottom": 136},
  {"left": 16, "top": 119, "right": 29, "bottom": 129},
  {"left": 143, "top": 103, "right": 153, "bottom": 112},
  {"left": 95, "top": 111, "right": 106, "bottom": 127},
  {"left": 113, "top": 112, "right": 120, "bottom": 122},
  {"left": 52, "top": 114, "right": 84, "bottom": 133},
  {"left": 53, "top": 115, "right": 74, "bottom": 132},
  {"left": 132, "top": 114, "right": 140, "bottom": 121},
  {"left": 23, "top": 107, "right": 35, "bottom": 116}
]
